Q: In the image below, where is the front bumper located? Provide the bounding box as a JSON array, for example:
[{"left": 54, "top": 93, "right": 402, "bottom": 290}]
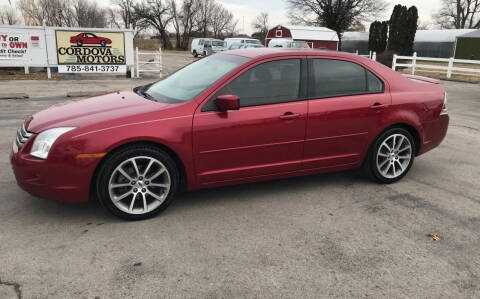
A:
[{"left": 10, "top": 140, "right": 97, "bottom": 203}]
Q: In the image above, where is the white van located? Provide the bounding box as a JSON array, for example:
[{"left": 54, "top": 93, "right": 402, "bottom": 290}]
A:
[
  {"left": 224, "top": 38, "right": 262, "bottom": 49},
  {"left": 268, "top": 39, "right": 310, "bottom": 48},
  {"left": 191, "top": 38, "right": 227, "bottom": 57}
]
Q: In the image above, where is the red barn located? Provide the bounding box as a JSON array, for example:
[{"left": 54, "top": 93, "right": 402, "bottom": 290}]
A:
[{"left": 266, "top": 25, "right": 339, "bottom": 50}]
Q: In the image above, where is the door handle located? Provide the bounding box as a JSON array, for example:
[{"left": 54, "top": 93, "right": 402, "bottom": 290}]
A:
[
  {"left": 370, "top": 103, "right": 389, "bottom": 110},
  {"left": 279, "top": 112, "right": 300, "bottom": 120}
]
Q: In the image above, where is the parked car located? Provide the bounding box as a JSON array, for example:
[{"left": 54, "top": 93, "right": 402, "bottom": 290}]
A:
[
  {"left": 191, "top": 38, "right": 227, "bottom": 57},
  {"left": 11, "top": 48, "right": 449, "bottom": 220},
  {"left": 268, "top": 39, "right": 310, "bottom": 48},
  {"left": 228, "top": 43, "right": 265, "bottom": 50},
  {"left": 70, "top": 33, "right": 112, "bottom": 47},
  {"left": 224, "top": 38, "right": 262, "bottom": 49}
]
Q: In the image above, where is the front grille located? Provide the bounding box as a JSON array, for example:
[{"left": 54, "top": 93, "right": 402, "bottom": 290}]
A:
[{"left": 16, "top": 123, "right": 33, "bottom": 149}]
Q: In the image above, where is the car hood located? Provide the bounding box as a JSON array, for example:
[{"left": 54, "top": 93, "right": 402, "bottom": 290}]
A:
[{"left": 26, "top": 91, "right": 173, "bottom": 133}]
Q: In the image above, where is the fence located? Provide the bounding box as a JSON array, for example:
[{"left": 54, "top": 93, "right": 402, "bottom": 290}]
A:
[
  {"left": 355, "top": 50, "right": 377, "bottom": 61},
  {"left": 392, "top": 52, "right": 480, "bottom": 78},
  {"left": 135, "top": 47, "right": 162, "bottom": 78}
]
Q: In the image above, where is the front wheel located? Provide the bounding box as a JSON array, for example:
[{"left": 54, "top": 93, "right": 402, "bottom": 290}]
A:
[
  {"left": 96, "top": 145, "right": 179, "bottom": 220},
  {"left": 364, "top": 128, "right": 415, "bottom": 183}
]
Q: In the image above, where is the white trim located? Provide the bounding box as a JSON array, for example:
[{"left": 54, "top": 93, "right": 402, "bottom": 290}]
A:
[{"left": 276, "top": 30, "right": 282, "bottom": 37}]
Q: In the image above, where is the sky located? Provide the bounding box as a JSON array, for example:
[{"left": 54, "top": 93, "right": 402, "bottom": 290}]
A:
[
  {"left": 1, "top": 0, "right": 440, "bottom": 35},
  {"left": 217, "top": 0, "right": 441, "bottom": 34}
]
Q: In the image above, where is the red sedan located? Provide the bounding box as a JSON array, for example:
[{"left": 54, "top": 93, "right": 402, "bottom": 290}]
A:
[
  {"left": 10, "top": 49, "right": 449, "bottom": 220},
  {"left": 70, "top": 33, "right": 112, "bottom": 47}
]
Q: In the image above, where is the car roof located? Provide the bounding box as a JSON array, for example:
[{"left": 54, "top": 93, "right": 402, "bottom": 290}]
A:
[{"left": 223, "top": 48, "right": 360, "bottom": 60}]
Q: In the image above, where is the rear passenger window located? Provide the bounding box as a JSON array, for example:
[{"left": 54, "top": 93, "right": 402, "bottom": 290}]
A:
[
  {"left": 203, "top": 59, "right": 301, "bottom": 111},
  {"left": 367, "top": 71, "right": 383, "bottom": 92},
  {"left": 310, "top": 59, "right": 384, "bottom": 98}
]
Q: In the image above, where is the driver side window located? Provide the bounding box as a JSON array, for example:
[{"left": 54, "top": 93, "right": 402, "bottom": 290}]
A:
[{"left": 203, "top": 59, "right": 301, "bottom": 111}]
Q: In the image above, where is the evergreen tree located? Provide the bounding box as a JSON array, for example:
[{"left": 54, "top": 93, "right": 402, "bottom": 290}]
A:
[
  {"left": 379, "top": 21, "right": 389, "bottom": 52},
  {"left": 388, "top": 4, "right": 406, "bottom": 52},
  {"left": 368, "top": 20, "right": 388, "bottom": 53},
  {"left": 388, "top": 4, "right": 417, "bottom": 55},
  {"left": 404, "top": 6, "right": 418, "bottom": 55},
  {"left": 368, "top": 21, "right": 380, "bottom": 52}
]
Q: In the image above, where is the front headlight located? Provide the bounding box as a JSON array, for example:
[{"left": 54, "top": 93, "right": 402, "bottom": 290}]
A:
[{"left": 30, "top": 127, "right": 76, "bottom": 159}]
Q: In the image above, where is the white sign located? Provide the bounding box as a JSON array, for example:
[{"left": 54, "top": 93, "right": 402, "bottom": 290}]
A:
[
  {"left": 0, "top": 33, "right": 29, "bottom": 60},
  {"left": 58, "top": 65, "right": 127, "bottom": 73}
]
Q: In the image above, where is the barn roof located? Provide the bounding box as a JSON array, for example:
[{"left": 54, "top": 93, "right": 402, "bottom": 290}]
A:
[
  {"left": 276, "top": 25, "right": 339, "bottom": 41},
  {"left": 458, "top": 29, "right": 480, "bottom": 38},
  {"left": 414, "top": 29, "right": 476, "bottom": 42}
]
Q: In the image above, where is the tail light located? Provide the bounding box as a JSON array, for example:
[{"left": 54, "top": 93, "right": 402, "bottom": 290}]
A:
[{"left": 440, "top": 92, "right": 448, "bottom": 115}]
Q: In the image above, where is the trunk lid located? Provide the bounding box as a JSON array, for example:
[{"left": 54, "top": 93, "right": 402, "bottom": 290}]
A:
[{"left": 403, "top": 74, "right": 440, "bottom": 84}]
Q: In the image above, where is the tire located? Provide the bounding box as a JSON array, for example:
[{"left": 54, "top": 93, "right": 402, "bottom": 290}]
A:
[
  {"left": 203, "top": 51, "right": 207, "bottom": 56},
  {"left": 364, "top": 127, "right": 416, "bottom": 184},
  {"left": 193, "top": 50, "right": 198, "bottom": 57},
  {"left": 96, "top": 145, "right": 180, "bottom": 220},
  {"left": 100, "top": 40, "right": 107, "bottom": 47},
  {"left": 76, "top": 40, "right": 83, "bottom": 46}
]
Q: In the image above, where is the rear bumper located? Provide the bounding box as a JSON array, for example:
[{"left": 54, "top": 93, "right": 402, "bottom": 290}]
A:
[
  {"left": 418, "top": 114, "right": 449, "bottom": 155},
  {"left": 10, "top": 142, "right": 97, "bottom": 203}
]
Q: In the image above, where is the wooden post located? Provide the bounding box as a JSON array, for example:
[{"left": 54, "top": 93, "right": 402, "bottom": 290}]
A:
[
  {"left": 372, "top": 52, "right": 377, "bottom": 61},
  {"left": 47, "top": 67, "right": 51, "bottom": 79},
  {"left": 24, "top": 65, "right": 29, "bottom": 74},
  {"left": 136, "top": 47, "right": 139, "bottom": 78},
  {"left": 392, "top": 54, "right": 397, "bottom": 70},
  {"left": 447, "top": 57, "right": 454, "bottom": 78},
  {"left": 411, "top": 52, "right": 417, "bottom": 75},
  {"left": 159, "top": 47, "right": 162, "bottom": 78}
]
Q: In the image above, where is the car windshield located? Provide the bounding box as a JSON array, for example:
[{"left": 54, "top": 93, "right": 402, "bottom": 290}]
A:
[
  {"left": 246, "top": 40, "right": 261, "bottom": 45},
  {"left": 142, "top": 54, "right": 248, "bottom": 103}
]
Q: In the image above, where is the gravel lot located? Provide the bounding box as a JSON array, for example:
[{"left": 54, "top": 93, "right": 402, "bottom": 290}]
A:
[{"left": 0, "top": 77, "right": 479, "bottom": 297}]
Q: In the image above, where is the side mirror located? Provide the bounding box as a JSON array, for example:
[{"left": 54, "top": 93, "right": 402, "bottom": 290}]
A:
[{"left": 215, "top": 94, "right": 239, "bottom": 111}]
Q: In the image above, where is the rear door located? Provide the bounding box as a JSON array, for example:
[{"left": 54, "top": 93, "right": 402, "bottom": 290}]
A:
[
  {"left": 193, "top": 57, "right": 308, "bottom": 185},
  {"left": 304, "top": 57, "right": 391, "bottom": 169}
]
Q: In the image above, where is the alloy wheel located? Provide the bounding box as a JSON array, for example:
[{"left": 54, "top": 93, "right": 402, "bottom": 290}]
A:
[
  {"left": 376, "top": 134, "right": 412, "bottom": 179},
  {"left": 108, "top": 156, "right": 171, "bottom": 215}
]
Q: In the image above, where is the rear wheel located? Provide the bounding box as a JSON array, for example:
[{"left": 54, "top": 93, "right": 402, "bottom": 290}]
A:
[
  {"left": 76, "top": 40, "right": 83, "bottom": 46},
  {"left": 364, "top": 128, "right": 415, "bottom": 183},
  {"left": 96, "top": 145, "right": 179, "bottom": 220}
]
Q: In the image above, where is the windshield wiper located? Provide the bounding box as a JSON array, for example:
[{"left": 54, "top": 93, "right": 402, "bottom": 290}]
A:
[{"left": 134, "top": 86, "right": 157, "bottom": 102}]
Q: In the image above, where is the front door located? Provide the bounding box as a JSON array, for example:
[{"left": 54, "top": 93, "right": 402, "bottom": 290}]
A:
[
  {"left": 304, "top": 57, "right": 391, "bottom": 169},
  {"left": 193, "top": 58, "right": 308, "bottom": 185}
]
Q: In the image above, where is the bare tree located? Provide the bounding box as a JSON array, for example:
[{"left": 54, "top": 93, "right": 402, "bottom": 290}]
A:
[
  {"left": 135, "top": 0, "right": 173, "bottom": 49},
  {"left": 286, "top": 0, "right": 387, "bottom": 45},
  {"left": 252, "top": 12, "right": 270, "bottom": 37},
  {"left": 211, "top": 2, "right": 233, "bottom": 38},
  {"left": 18, "top": 0, "right": 107, "bottom": 27},
  {"left": 196, "top": 0, "right": 214, "bottom": 37},
  {"left": 0, "top": 4, "right": 20, "bottom": 25},
  {"left": 170, "top": 0, "right": 200, "bottom": 49},
  {"left": 435, "top": 0, "right": 480, "bottom": 29}
]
